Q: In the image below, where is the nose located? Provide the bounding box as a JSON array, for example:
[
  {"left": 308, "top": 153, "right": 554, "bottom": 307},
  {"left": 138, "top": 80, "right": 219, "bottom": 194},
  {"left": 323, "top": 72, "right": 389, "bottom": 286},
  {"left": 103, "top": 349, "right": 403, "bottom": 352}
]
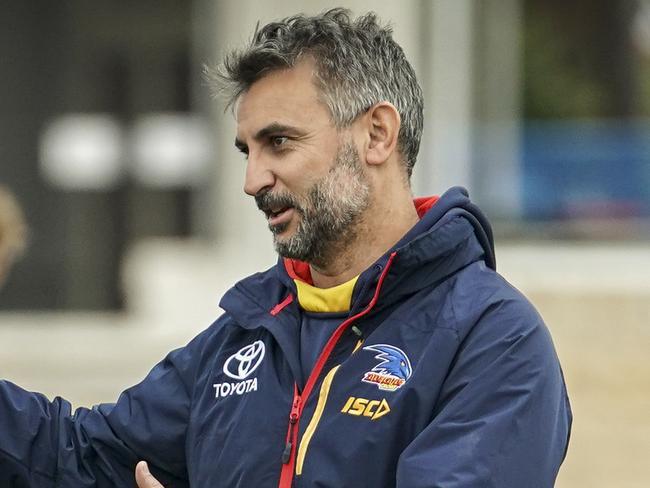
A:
[{"left": 243, "top": 151, "right": 275, "bottom": 197}]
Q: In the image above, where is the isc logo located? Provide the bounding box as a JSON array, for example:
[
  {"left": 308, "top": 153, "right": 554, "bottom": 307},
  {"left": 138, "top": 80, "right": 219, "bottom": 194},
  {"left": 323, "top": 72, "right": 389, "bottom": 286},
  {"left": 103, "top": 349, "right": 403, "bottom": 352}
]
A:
[{"left": 341, "top": 396, "right": 390, "bottom": 420}]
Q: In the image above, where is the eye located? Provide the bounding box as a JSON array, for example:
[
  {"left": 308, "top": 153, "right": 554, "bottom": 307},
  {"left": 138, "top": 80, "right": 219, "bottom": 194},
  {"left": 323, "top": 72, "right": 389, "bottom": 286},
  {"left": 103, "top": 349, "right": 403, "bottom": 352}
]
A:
[
  {"left": 235, "top": 144, "right": 249, "bottom": 159},
  {"left": 270, "top": 136, "right": 288, "bottom": 148}
]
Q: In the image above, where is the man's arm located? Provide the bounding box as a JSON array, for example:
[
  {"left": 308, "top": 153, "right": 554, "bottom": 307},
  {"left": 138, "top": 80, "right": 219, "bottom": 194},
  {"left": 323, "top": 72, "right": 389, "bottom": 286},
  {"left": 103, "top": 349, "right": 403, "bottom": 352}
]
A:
[
  {"left": 0, "top": 326, "right": 211, "bottom": 487},
  {"left": 396, "top": 297, "right": 572, "bottom": 487}
]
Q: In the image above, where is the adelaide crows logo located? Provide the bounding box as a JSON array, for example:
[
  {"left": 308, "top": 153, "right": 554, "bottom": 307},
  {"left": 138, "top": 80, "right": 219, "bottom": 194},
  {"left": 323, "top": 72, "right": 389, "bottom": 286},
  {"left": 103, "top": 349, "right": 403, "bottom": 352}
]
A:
[{"left": 362, "top": 344, "right": 412, "bottom": 391}]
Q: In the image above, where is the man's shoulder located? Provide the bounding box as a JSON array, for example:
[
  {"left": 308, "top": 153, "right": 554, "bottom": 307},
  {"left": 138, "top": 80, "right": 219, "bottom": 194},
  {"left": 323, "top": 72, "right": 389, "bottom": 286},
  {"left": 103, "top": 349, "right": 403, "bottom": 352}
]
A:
[
  {"left": 445, "top": 261, "right": 546, "bottom": 339},
  {"left": 225, "top": 261, "right": 284, "bottom": 300}
]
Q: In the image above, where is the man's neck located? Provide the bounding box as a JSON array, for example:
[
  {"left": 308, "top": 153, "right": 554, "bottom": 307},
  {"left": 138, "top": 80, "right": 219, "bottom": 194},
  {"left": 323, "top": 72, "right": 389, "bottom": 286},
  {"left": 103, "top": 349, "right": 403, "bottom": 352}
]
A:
[{"left": 309, "top": 196, "right": 419, "bottom": 288}]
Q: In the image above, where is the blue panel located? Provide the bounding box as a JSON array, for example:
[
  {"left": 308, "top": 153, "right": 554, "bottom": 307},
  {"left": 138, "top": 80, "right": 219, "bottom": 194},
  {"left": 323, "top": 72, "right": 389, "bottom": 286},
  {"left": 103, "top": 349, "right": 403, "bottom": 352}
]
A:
[{"left": 521, "top": 120, "right": 650, "bottom": 219}]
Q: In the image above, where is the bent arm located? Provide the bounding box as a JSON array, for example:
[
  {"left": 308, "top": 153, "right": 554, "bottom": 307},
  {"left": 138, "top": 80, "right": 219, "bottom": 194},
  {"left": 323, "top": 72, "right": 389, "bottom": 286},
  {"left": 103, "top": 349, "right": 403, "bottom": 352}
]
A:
[{"left": 0, "top": 330, "right": 208, "bottom": 488}]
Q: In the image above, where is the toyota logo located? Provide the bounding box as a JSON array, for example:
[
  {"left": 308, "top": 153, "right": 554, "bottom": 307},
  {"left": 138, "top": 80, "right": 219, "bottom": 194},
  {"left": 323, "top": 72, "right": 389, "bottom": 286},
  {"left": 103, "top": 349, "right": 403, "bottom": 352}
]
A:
[{"left": 223, "top": 341, "right": 266, "bottom": 380}]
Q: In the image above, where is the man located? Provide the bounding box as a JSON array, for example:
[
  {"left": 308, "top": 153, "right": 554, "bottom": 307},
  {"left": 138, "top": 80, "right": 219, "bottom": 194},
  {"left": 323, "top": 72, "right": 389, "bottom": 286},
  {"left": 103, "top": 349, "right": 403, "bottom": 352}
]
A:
[
  {"left": 0, "top": 9, "right": 571, "bottom": 487},
  {"left": 0, "top": 185, "right": 27, "bottom": 288}
]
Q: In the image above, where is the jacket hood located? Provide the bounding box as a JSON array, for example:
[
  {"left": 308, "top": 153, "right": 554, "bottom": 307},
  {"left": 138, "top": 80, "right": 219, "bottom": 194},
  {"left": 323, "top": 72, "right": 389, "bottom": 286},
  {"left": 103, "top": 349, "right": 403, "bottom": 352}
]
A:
[
  {"left": 349, "top": 186, "right": 496, "bottom": 312},
  {"left": 222, "top": 186, "right": 495, "bottom": 317}
]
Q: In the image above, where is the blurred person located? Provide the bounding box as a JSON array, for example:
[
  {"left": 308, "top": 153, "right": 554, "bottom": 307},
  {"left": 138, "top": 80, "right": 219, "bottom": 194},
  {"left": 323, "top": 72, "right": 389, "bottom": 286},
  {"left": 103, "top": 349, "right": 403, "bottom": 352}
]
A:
[
  {"left": 0, "top": 185, "right": 27, "bottom": 288},
  {"left": 0, "top": 9, "right": 571, "bottom": 488}
]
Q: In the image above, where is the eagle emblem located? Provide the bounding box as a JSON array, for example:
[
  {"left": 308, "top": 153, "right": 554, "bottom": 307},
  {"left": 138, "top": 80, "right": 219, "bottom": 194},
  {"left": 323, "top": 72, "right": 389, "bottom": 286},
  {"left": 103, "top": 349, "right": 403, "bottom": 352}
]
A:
[{"left": 362, "top": 344, "right": 412, "bottom": 391}]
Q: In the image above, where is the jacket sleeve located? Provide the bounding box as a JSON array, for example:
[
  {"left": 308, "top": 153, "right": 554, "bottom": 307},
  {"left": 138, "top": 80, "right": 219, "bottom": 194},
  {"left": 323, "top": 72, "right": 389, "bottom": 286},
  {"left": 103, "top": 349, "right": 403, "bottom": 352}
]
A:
[
  {"left": 0, "top": 326, "right": 212, "bottom": 488},
  {"left": 396, "top": 295, "right": 572, "bottom": 488}
]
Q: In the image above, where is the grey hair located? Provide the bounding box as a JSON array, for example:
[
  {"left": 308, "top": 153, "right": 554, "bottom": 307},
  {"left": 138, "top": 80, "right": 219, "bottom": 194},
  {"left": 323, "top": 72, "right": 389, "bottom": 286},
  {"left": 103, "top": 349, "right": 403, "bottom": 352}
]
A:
[{"left": 206, "top": 8, "right": 424, "bottom": 178}]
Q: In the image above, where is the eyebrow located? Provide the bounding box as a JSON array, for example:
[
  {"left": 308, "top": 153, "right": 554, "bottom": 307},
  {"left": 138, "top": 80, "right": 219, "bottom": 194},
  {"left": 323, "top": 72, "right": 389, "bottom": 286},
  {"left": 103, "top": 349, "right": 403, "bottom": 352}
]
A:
[{"left": 234, "top": 122, "right": 304, "bottom": 152}]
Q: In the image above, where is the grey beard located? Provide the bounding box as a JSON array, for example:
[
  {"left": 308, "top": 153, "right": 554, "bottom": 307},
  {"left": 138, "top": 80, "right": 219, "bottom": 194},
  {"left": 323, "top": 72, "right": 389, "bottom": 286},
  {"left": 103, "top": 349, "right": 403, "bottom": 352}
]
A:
[{"left": 272, "top": 142, "right": 370, "bottom": 267}]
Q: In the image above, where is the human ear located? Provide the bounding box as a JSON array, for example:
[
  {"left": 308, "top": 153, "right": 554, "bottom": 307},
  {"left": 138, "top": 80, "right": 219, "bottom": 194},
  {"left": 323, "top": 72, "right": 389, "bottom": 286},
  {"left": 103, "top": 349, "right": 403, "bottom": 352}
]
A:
[{"left": 364, "top": 102, "right": 401, "bottom": 166}]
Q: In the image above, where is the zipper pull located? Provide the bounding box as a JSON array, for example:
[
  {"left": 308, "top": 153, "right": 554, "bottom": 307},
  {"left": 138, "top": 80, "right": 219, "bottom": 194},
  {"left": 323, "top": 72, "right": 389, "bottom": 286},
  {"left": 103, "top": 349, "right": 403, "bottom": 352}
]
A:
[
  {"left": 282, "top": 393, "right": 301, "bottom": 464},
  {"left": 290, "top": 394, "right": 302, "bottom": 421},
  {"left": 281, "top": 441, "right": 293, "bottom": 464}
]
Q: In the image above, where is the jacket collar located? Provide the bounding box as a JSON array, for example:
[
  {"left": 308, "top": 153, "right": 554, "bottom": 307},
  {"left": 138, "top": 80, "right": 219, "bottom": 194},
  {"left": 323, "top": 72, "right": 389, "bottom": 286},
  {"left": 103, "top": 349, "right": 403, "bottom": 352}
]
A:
[
  {"left": 276, "top": 186, "right": 495, "bottom": 311},
  {"left": 219, "top": 186, "right": 495, "bottom": 376}
]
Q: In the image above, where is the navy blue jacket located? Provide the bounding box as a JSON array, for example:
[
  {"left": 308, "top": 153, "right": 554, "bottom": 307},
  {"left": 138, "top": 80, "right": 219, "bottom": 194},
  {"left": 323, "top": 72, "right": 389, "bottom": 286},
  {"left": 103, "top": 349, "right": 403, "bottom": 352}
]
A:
[{"left": 0, "top": 187, "right": 571, "bottom": 487}]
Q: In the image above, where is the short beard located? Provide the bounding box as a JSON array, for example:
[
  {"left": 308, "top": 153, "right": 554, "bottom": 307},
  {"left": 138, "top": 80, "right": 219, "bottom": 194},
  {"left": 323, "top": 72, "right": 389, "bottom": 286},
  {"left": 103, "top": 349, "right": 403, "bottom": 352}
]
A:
[{"left": 256, "top": 141, "right": 371, "bottom": 267}]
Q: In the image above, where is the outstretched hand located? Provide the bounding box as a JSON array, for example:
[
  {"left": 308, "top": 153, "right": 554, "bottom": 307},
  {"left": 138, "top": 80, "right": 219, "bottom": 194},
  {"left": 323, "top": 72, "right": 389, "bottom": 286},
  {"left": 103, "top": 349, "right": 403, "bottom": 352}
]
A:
[{"left": 135, "top": 461, "right": 165, "bottom": 488}]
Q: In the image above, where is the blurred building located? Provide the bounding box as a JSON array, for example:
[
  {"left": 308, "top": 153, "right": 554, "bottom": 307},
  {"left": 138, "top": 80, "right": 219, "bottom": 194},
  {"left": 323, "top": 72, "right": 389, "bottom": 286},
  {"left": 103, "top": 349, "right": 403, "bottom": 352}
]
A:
[{"left": 1, "top": 0, "right": 649, "bottom": 310}]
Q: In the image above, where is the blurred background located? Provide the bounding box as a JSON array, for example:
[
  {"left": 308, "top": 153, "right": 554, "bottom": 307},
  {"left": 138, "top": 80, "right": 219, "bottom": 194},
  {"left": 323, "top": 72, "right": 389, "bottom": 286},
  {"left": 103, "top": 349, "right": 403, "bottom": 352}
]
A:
[{"left": 1, "top": 0, "right": 649, "bottom": 486}]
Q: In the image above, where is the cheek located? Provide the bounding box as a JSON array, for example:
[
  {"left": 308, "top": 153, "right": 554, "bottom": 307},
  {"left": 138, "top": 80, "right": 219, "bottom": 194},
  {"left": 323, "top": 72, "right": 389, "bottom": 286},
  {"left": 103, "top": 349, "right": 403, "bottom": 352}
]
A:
[
  {"left": 274, "top": 142, "right": 339, "bottom": 196},
  {"left": 277, "top": 168, "right": 322, "bottom": 199}
]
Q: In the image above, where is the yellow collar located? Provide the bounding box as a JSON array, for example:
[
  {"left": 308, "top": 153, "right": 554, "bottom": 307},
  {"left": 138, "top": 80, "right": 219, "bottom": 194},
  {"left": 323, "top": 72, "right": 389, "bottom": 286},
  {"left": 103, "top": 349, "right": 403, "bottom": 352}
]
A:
[{"left": 294, "top": 275, "right": 359, "bottom": 313}]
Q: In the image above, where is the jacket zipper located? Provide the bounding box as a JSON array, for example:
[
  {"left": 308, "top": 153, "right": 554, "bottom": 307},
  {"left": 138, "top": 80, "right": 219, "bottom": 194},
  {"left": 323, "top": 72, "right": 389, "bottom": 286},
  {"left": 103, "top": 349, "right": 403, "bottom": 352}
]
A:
[
  {"left": 277, "top": 252, "right": 397, "bottom": 488},
  {"left": 295, "top": 365, "right": 340, "bottom": 475},
  {"left": 281, "top": 386, "right": 301, "bottom": 464}
]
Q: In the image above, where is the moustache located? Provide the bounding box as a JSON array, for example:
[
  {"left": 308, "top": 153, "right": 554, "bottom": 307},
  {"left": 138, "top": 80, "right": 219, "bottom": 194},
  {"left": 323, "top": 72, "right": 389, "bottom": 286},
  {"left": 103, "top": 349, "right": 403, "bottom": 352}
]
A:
[{"left": 255, "top": 191, "right": 302, "bottom": 216}]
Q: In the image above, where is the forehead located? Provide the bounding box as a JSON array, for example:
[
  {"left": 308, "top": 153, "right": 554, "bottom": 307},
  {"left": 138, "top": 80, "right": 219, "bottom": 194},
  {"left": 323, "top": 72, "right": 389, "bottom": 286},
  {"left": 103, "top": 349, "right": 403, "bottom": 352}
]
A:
[{"left": 235, "top": 61, "right": 332, "bottom": 137}]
